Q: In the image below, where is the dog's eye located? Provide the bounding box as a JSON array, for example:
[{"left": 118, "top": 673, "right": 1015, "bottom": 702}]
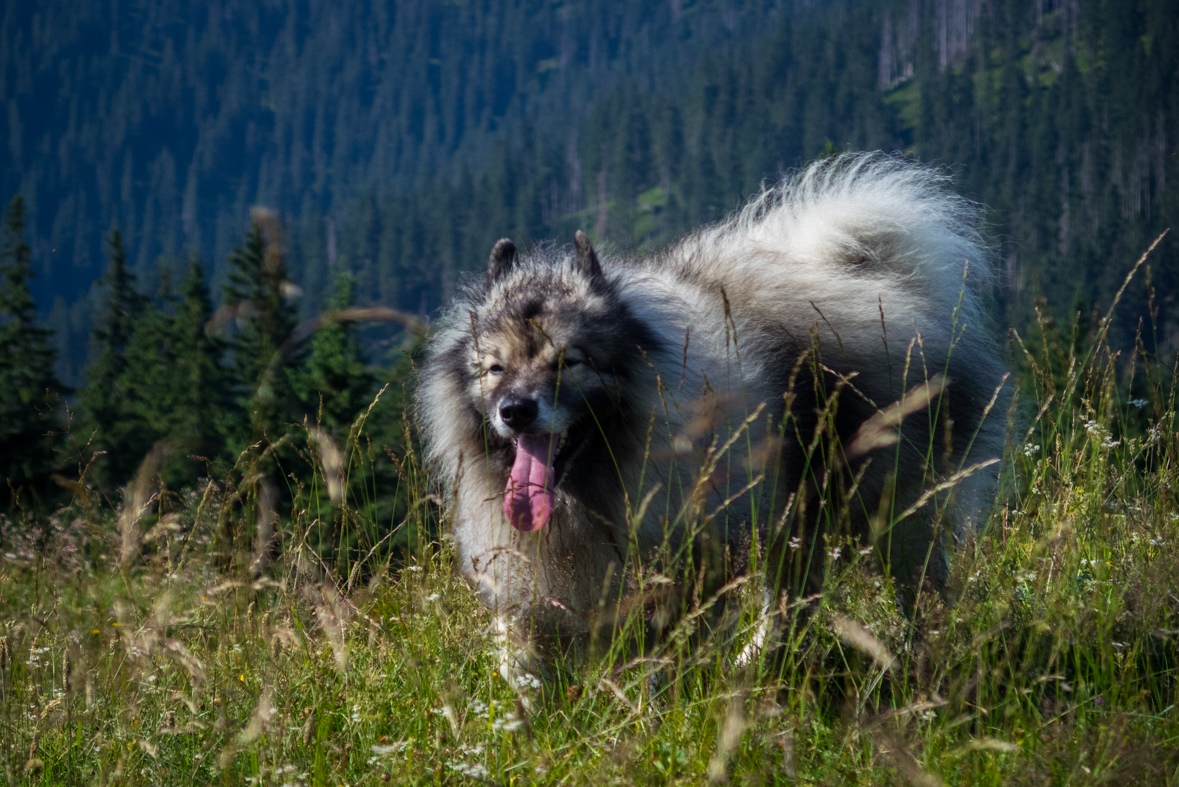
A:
[
  {"left": 564, "top": 358, "right": 582, "bottom": 368},
  {"left": 487, "top": 364, "right": 505, "bottom": 376}
]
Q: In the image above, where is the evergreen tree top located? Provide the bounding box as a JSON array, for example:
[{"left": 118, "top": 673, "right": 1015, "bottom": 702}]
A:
[
  {"left": 0, "top": 193, "right": 63, "bottom": 500},
  {"left": 0, "top": 195, "right": 58, "bottom": 382},
  {"left": 1, "top": 196, "right": 38, "bottom": 324},
  {"left": 93, "top": 228, "right": 146, "bottom": 353}
]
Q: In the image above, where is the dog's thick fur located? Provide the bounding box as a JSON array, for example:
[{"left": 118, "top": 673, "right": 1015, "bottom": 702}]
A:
[{"left": 417, "top": 153, "right": 1008, "bottom": 664}]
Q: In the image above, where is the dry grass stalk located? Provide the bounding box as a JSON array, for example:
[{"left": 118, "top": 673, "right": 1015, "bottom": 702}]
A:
[
  {"left": 119, "top": 442, "right": 169, "bottom": 569},
  {"left": 832, "top": 614, "right": 897, "bottom": 672},
  {"left": 846, "top": 375, "right": 948, "bottom": 460},
  {"left": 708, "top": 690, "right": 749, "bottom": 782}
]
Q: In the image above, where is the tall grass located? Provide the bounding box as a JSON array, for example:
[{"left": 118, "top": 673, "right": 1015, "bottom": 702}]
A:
[{"left": 3, "top": 267, "right": 1179, "bottom": 786}]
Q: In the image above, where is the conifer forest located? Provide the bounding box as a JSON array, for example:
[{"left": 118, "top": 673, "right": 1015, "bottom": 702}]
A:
[{"left": 1, "top": 0, "right": 1176, "bottom": 502}]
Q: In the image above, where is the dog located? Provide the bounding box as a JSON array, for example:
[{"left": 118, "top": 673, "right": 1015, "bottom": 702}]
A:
[{"left": 416, "top": 153, "right": 1009, "bottom": 674}]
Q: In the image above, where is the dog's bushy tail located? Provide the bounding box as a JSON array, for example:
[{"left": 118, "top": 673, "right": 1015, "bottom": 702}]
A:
[{"left": 697, "top": 152, "right": 995, "bottom": 325}]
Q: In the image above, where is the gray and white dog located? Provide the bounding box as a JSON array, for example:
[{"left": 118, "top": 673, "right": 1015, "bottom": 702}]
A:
[{"left": 416, "top": 153, "right": 1008, "bottom": 669}]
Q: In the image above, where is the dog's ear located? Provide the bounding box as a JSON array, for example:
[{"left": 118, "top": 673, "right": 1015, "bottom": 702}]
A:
[
  {"left": 487, "top": 238, "right": 517, "bottom": 281},
  {"left": 573, "top": 230, "right": 602, "bottom": 279}
]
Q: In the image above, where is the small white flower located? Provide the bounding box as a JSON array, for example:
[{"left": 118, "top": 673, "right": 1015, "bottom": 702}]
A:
[
  {"left": 788, "top": 536, "right": 802, "bottom": 550},
  {"left": 828, "top": 546, "right": 842, "bottom": 561},
  {"left": 858, "top": 547, "right": 872, "bottom": 556},
  {"left": 493, "top": 712, "right": 524, "bottom": 732},
  {"left": 407, "top": 566, "right": 424, "bottom": 573},
  {"left": 424, "top": 593, "right": 439, "bottom": 602},
  {"left": 450, "top": 762, "right": 490, "bottom": 779}
]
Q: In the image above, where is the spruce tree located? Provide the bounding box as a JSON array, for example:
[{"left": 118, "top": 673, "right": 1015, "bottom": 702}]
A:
[
  {"left": 0, "top": 196, "right": 64, "bottom": 505},
  {"left": 223, "top": 220, "right": 299, "bottom": 444},
  {"left": 294, "top": 270, "right": 375, "bottom": 432},
  {"left": 115, "top": 268, "right": 182, "bottom": 483},
  {"left": 170, "top": 256, "right": 232, "bottom": 472},
  {"left": 115, "top": 257, "right": 232, "bottom": 488},
  {"left": 82, "top": 228, "right": 147, "bottom": 488}
]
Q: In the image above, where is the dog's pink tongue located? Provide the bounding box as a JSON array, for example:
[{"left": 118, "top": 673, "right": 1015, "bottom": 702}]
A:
[{"left": 504, "top": 434, "right": 557, "bottom": 531}]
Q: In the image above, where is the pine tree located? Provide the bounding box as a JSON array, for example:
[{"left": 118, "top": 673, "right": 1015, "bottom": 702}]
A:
[
  {"left": 116, "top": 278, "right": 177, "bottom": 477},
  {"left": 116, "top": 257, "right": 232, "bottom": 488},
  {"left": 294, "top": 270, "right": 375, "bottom": 432},
  {"left": 82, "top": 228, "right": 148, "bottom": 488},
  {"left": 223, "top": 219, "right": 300, "bottom": 444},
  {"left": 0, "top": 196, "right": 64, "bottom": 506},
  {"left": 170, "top": 256, "right": 232, "bottom": 473}
]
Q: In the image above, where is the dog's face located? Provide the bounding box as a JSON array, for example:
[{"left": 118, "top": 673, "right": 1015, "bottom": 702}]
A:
[{"left": 457, "top": 234, "right": 651, "bottom": 532}]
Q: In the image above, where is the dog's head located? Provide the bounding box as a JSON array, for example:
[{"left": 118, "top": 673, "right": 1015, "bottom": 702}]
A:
[{"left": 453, "top": 232, "right": 656, "bottom": 532}]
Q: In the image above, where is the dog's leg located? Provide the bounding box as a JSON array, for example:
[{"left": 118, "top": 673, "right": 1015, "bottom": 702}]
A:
[{"left": 494, "top": 615, "right": 546, "bottom": 709}]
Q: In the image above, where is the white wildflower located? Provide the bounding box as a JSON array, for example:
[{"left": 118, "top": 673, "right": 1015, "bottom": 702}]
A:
[
  {"left": 449, "top": 762, "right": 489, "bottom": 779},
  {"left": 493, "top": 712, "right": 524, "bottom": 733}
]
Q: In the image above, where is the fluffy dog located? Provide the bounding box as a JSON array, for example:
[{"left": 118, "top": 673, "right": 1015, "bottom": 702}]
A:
[{"left": 416, "top": 153, "right": 1008, "bottom": 666}]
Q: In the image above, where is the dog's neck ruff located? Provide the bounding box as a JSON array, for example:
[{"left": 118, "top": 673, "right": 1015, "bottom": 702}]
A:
[{"left": 505, "top": 433, "right": 558, "bottom": 531}]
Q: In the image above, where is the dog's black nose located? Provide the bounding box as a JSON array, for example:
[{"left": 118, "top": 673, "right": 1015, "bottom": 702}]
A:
[{"left": 499, "top": 397, "right": 538, "bottom": 429}]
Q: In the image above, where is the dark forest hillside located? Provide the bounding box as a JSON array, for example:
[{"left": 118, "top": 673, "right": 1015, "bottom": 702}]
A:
[
  {"left": 2, "top": 0, "right": 791, "bottom": 383},
  {"left": 0, "top": 0, "right": 1177, "bottom": 505},
  {"left": 3, "top": 0, "right": 1177, "bottom": 387}
]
